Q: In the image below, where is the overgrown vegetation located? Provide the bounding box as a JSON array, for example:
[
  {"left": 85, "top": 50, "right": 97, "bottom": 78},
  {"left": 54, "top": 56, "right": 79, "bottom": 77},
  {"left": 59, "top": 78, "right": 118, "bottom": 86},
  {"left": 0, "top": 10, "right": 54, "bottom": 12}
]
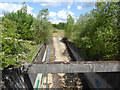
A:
[
  {"left": 1, "top": 2, "right": 52, "bottom": 69},
  {"left": 52, "top": 22, "right": 66, "bottom": 30},
  {"left": 64, "top": 15, "right": 75, "bottom": 39},
  {"left": 30, "top": 8, "right": 52, "bottom": 44},
  {"left": 1, "top": 1, "right": 119, "bottom": 69},
  {"left": 65, "top": 2, "right": 120, "bottom": 60},
  {"left": 3, "top": 2, "right": 34, "bottom": 40}
]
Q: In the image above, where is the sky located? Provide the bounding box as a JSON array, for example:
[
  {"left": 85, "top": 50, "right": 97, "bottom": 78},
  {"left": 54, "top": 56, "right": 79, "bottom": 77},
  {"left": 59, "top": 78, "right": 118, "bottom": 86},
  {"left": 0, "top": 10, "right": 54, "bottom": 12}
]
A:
[{"left": 0, "top": 0, "right": 96, "bottom": 24}]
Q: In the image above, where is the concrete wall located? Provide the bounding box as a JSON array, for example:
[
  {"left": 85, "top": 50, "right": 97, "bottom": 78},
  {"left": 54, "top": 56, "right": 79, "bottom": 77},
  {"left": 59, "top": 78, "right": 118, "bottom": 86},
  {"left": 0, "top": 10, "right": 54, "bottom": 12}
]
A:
[
  {"left": 64, "top": 39, "right": 120, "bottom": 88},
  {"left": 65, "top": 39, "right": 83, "bottom": 61}
]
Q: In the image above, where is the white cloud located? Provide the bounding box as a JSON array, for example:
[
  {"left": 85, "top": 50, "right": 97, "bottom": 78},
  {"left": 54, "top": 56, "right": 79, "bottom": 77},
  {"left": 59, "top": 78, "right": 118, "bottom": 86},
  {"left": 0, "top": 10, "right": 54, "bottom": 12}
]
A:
[
  {"left": 81, "top": 2, "right": 96, "bottom": 8},
  {"left": 33, "top": 0, "right": 66, "bottom": 2},
  {"left": 33, "top": 0, "right": 97, "bottom": 2},
  {"left": 0, "top": 15, "right": 4, "bottom": 17},
  {"left": 48, "top": 10, "right": 67, "bottom": 24},
  {"left": 67, "top": 5, "right": 71, "bottom": 9},
  {"left": 48, "top": 18, "right": 59, "bottom": 24},
  {"left": 74, "top": 16, "right": 79, "bottom": 23},
  {"left": 39, "top": 0, "right": 63, "bottom": 7},
  {"left": 2, "top": 0, "right": 109, "bottom": 3},
  {"left": 31, "top": 13, "right": 37, "bottom": 17},
  {"left": 49, "top": 9, "right": 74, "bottom": 24},
  {"left": 68, "top": 10, "right": 74, "bottom": 16},
  {"left": 0, "top": 3, "right": 22, "bottom": 12},
  {"left": 67, "top": 0, "right": 73, "bottom": 10},
  {"left": 49, "top": 18, "right": 66, "bottom": 24},
  {"left": 48, "top": 10, "right": 74, "bottom": 24},
  {"left": 77, "top": 6, "right": 82, "bottom": 10},
  {"left": 40, "top": 3, "right": 47, "bottom": 6},
  {"left": 35, "top": 0, "right": 72, "bottom": 7},
  {"left": 26, "top": 5, "right": 36, "bottom": 16},
  {"left": 0, "top": 3, "right": 36, "bottom": 17},
  {"left": 35, "top": 0, "right": 96, "bottom": 9},
  {"left": 49, "top": 11, "right": 57, "bottom": 18},
  {"left": 40, "top": 2, "right": 62, "bottom": 7},
  {"left": 57, "top": 10, "right": 67, "bottom": 20},
  {"left": 77, "top": 2, "right": 96, "bottom": 10}
]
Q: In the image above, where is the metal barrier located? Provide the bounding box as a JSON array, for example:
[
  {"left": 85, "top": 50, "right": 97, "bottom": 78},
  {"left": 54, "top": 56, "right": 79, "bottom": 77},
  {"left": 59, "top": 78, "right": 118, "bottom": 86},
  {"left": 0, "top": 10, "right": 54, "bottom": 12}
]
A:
[
  {"left": 30, "top": 41, "right": 44, "bottom": 63},
  {"left": 33, "top": 41, "right": 50, "bottom": 89}
]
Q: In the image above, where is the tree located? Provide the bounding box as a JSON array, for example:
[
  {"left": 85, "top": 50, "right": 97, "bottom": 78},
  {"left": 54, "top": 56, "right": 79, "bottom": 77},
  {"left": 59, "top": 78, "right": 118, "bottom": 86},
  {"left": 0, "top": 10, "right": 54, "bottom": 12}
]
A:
[
  {"left": 21, "top": 2, "right": 27, "bottom": 13},
  {"left": 37, "top": 8, "right": 49, "bottom": 22},
  {"left": 1, "top": 2, "right": 35, "bottom": 69},
  {"left": 68, "top": 2, "right": 119, "bottom": 60},
  {"left": 58, "top": 23, "right": 65, "bottom": 30},
  {"left": 52, "top": 23, "right": 66, "bottom": 30},
  {"left": 2, "top": 18, "right": 28, "bottom": 69},
  {"left": 30, "top": 8, "right": 52, "bottom": 43},
  {"left": 3, "top": 2, "right": 34, "bottom": 40},
  {"left": 65, "top": 15, "right": 74, "bottom": 38},
  {"left": 118, "top": 1, "right": 120, "bottom": 59}
]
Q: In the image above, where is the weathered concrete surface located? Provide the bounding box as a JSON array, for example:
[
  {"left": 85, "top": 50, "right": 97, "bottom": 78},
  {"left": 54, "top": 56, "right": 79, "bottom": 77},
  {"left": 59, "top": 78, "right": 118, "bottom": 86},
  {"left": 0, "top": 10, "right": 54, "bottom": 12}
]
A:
[
  {"left": 65, "top": 40, "right": 83, "bottom": 61},
  {"left": 28, "top": 73, "right": 37, "bottom": 87},
  {"left": 27, "top": 61, "right": 120, "bottom": 73},
  {"left": 63, "top": 39, "right": 83, "bottom": 61}
]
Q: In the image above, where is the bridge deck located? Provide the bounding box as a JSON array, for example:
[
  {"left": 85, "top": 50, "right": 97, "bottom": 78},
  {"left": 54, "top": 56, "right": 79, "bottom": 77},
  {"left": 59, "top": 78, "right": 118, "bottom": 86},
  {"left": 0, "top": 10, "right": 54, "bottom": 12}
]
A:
[{"left": 25, "top": 61, "right": 120, "bottom": 73}]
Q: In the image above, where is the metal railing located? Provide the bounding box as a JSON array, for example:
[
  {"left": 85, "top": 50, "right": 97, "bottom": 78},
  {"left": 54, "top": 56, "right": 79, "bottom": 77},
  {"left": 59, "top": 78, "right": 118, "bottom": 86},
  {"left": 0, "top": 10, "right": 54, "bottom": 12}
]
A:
[
  {"left": 34, "top": 41, "right": 50, "bottom": 89},
  {"left": 29, "top": 41, "right": 44, "bottom": 63}
]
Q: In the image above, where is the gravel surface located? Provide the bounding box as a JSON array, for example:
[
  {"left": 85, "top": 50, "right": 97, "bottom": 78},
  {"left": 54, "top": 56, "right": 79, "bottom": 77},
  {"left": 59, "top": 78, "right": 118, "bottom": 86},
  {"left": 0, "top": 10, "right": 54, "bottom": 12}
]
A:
[
  {"left": 53, "top": 37, "right": 70, "bottom": 62},
  {"left": 52, "top": 37, "right": 86, "bottom": 89}
]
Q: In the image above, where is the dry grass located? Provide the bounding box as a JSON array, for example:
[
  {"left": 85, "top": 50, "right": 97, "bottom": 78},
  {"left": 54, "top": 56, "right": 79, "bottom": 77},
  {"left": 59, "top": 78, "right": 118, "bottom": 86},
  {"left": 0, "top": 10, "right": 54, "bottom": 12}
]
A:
[{"left": 52, "top": 29, "right": 64, "bottom": 37}]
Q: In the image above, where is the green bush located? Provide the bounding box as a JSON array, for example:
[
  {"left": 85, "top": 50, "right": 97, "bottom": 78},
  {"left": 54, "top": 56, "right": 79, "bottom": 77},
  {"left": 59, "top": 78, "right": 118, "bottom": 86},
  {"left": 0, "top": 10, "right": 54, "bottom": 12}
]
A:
[
  {"left": 30, "top": 8, "right": 52, "bottom": 44},
  {"left": 1, "top": 18, "right": 28, "bottom": 69},
  {"left": 65, "top": 2, "right": 119, "bottom": 60},
  {"left": 1, "top": 3, "right": 52, "bottom": 69}
]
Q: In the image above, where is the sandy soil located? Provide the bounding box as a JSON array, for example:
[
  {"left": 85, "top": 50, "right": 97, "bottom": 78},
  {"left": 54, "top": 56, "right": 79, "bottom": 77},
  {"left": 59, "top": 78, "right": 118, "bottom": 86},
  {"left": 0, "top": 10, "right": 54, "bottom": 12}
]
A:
[{"left": 53, "top": 37, "right": 70, "bottom": 62}]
